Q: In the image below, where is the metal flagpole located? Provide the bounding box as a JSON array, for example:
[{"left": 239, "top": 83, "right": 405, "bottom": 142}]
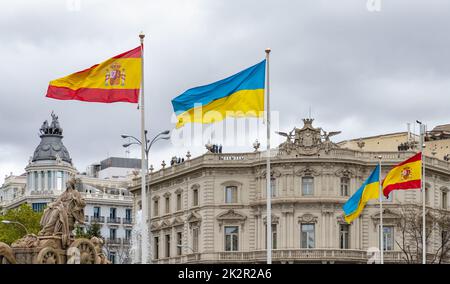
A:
[
  {"left": 265, "top": 48, "right": 272, "bottom": 265},
  {"left": 421, "top": 124, "right": 426, "bottom": 264},
  {"left": 139, "top": 32, "right": 149, "bottom": 264},
  {"left": 378, "top": 156, "right": 384, "bottom": 264}
]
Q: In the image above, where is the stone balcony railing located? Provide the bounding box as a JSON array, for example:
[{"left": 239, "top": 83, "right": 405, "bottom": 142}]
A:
[
  {"left": 152, "top": 249, "right": 405, "bottom": 264},
  {"left": 107, "top": 217, "right": 121, "bottom": 224},
  {"left": 106, "top": 238, "right": 122, "bottom": 245},
  {"left": 122, "top": 218, "right": 133, "bottom": 225},
  {"left": 129, "top": 150, "right": 450, "bottom": 188},
  {"left": 90, "top": 216, "right": 105, "bottom": 223}
]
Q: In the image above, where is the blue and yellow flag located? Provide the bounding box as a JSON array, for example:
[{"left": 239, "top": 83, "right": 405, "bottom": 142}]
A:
[
  {"left": 343, "top": 165, "right": 380, "bottom": 224},
  {"left": 171, "top": 60, "right": 266, "bottom": 128}
]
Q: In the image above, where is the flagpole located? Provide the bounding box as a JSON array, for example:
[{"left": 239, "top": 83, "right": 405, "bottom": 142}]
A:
[
  {"left": 378, "top": 156, "right": 384, "bottom": 264},
  {"left": 139, "top": 32, "right": 150, "bottom": 264},
  {"left": 265, "top": 48, "right": 272, "bottom": 265},
  {"left": 421, "top": 124, "right": 426, "bottom": 264}
]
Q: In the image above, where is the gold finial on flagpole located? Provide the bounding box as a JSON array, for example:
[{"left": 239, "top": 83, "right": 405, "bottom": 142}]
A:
[{"left": 265, "top": 48, "right": 271, "bottom": 54}]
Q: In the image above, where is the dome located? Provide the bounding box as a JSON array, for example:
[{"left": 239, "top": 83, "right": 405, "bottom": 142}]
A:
[{"left": 31, "top": 112, "right": 72, "bottom": 164}]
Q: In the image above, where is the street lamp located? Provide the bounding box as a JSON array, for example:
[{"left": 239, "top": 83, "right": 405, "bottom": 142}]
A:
[
  {"left": 1, "top": 220, "right": 29, "bottom": 235},
  {"left": 121, "top": 129, "right": 170, "bottom": 264}
]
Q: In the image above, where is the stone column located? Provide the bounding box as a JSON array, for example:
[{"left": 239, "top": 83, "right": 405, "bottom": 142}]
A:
[{"left": 44, "top": 171, "right": 48, "bottom": 192}]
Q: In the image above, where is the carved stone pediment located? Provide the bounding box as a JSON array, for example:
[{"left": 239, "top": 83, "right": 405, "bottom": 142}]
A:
[
  {"left": 259, "top": 169, "right": 282, "bottom": 179},
  {"left": 295, "top": 167, "right": 320, "bottom": 177},
  {"left": 152, "top": 195, "right": 160, "bottom": 201},
  {"left": 217, "top": 210, "right": 247, "bottom": 221},
  {"left": 186, "top": 212, "right": 202, "bottom": 225},
  {"left": 160, "top": 219, "right": 171, "bottom": 229},
  {"left": 150, "top": 222, "right": 160, "bottom": 231},
  {"left": 371, "top": 209, "right": 401, "bottom": 228},
  {"left": 191, "top": 184, "right": 200, "bottom": 190},
  {"left": 336, "top": 215, "right": 347, "bottom": 224},
  {"left": 263, "top": 214, "right": 280, "bottom": 224},
  {"left": 298, "top": 213, "right": 318, "bottom": 224},
  {"left": 172, "top": 217, "right": 184, "bottom": 227},
  {"left": 335, "top": 168, "right": 355, "bottom": 178},
  {"left": 175, "top": 188, "right": 183, "bottom": 195},
  {"left": 163, "top": 192, "right": 171, "bottom": 198},
  {"left": 217, "top": 210, "right": 247, "bottom": 230}
]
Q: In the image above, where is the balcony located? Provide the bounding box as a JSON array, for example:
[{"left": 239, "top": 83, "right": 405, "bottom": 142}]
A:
[
  {"left": 90, "top": 216, "right": 105, "bottom": 223},
  {"left": 153, "top": 249, "right": 406, "bottom": 264},
  {"left": 123, "top": 239, "right": 131, "bottom": 245},
  {"left": 84, "top": 215, "right": 89, "bottom": 222},
  {"left": 107, "top": 217, "right": 121, "bottom": 224},
  {"left": 122, "top": 218, "right": 133, "bottom": 225},
  {"left": 106, "top": 238, "right": 122, "bottom": 245}
]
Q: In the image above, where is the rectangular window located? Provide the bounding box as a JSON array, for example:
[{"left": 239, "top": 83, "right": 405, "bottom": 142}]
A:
[
  {"left": 109, "top": 228, "right": 116, "bottom": 240},
  {"left": 192, "top": 227, "right": 199, "bottom": 253},
  {"left": 165, "top": 234, "right": 171, "bottom": 258},
  {"left": 301, "top": 224, "right": 315, "bottom": 248},
  {"left": 340, "top": 224, "right": 350, "bottom": 249},
  {"left": 177, "top": 232, "right": 182, "bottom": 256},
  {"left": 225, "top": 186, "right": 238, "bottom": 204},
  {"left": 176, "top": 193, "right": 182, "bottom": 211},
  {"left": 165, "top": 197, "right": 170, "bottom": 214},
  {"left": 193, "top": 189, "right": 199, "bottom": 207},
  {"left": 224, "top": 226, "right": 239, "bottom": 252},
  {"left": 154, "top": 237, "right": 159, "bottom": 259},
  {"left": 302, "top": 177, "right": 314, "bottom": 196},
  {"left": 93, "top": 207, "right": 101, "bottom": 218},
  {"left": 271, "top": 178, "right": 276, "bottom": 197},
  {"left": 265, "top": 224, "right": 277, "bottom": 249},
  {"left": 125, "top": 209, "right": 132, "bottom": 221},
  {"left": 110, "top": 208, "right": 117, "bottom": 219},
  {"left": 154, "top": 200, "right": 159, "bottom": 216},
  {"left": 443, "top": 191, "right": 448, "bottom": 209},
  {"left": 32, "top": 202, "right": 47, "bottom": 212},
  {"left": 108, "top": 252, "right": 116, "bottom": 264},
  {"left": 383, "top": 226, "right": 394, "bottom": 251},
  {"left": 56, "top": 171, "right": 63, "bottom": 191},
  {"left": 340, "top": 177, "right": 350, "bottom": 196},
  {"left": 125, "top": 229, "right": 132, "bottom": 240}
]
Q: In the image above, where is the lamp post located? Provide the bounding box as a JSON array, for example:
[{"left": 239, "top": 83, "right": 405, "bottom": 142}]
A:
[
  {"left": 122, "top": 130, "right": 170, "bottom": 264},
  {"left": 1, "top": 220, "right": 29, "bottom": 235}
]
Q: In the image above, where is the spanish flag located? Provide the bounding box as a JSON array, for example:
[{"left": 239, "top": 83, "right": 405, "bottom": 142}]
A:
[
  {"left": 171, "top": 60, "right": 266, "bottom": 128},
  {"left": 46, "top": 46, "right": 142, "bottom": 103},
  {"left": 382, "top": 153, "right": 422, "bottom": 198},
  {"left": 343, "top": 165, "right": 380, "bottom": 223}
]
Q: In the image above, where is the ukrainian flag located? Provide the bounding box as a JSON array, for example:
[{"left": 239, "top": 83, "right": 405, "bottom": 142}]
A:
[
  {"left": 343, "top": 165, "right": 380, "bottom": 224},
  {"left": 171, "top": 60, "right": 266, "bottom": 128}
]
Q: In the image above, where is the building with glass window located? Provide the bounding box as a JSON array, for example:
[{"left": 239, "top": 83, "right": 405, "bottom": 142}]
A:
[
  {"left": 129, "top": 118, "right": 450, "bottom": 264},
  {"left": 0, "top": 113, "right": 134, "bottom": 264}
]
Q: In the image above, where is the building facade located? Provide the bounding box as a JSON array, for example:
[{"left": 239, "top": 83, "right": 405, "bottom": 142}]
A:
[
  {"left": 129, "top": 119, "right": 450, "bottom": 264},
  {"left": 0, "top": 113, "right": 135, "bottom": 264}
]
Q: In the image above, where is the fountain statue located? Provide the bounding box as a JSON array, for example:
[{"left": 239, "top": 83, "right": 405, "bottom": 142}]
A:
[{"left": 0, "top": 178, "right": 109, "bottom": 264}]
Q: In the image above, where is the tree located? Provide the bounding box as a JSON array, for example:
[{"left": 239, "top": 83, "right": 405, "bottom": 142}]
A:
[
  {"left": 0, "top": 204, "right": 43, "bottom": 245},
  {"left": 396, "top": 205, "right": 450, "bottom": 264},
  {"left": 74, "top": 222, "right": 102, "bottom": 239}
]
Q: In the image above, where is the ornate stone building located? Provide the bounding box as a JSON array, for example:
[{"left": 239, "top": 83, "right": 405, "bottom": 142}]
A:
[
  {"left": 0, "top": 113, "right": 134, "bottom": 264},
  {"left": 129, "top": 118, "right": 450, "bottom": 264}
]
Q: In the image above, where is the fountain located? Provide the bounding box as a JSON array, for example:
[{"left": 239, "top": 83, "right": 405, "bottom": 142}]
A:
[
  {"left": 130, "top": 209, "right": 142, "bottom": 263},
  {"left": 0, "top": 178, "right": 109, "bottom": 264}
]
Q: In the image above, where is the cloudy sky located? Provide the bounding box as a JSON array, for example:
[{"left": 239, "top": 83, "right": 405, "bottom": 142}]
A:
[{"left": 1, "top": 0, "right": 449, "bottom": 184}]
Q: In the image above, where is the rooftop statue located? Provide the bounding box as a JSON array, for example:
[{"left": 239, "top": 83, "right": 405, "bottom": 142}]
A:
[{"left": 276, "top": 118, "right": 341, "bottom": 156}]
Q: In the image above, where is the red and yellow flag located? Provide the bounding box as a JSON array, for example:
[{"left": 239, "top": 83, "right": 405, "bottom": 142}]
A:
[
  {"left": 382, "top": 152, "right": 422, "bottom": 198},
  {"left": 46, "top": 46, "right": 142, "bottom": 103}
]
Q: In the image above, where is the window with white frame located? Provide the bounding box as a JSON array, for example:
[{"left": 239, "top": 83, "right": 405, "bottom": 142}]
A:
[
  {"left": 154, "top": 199, "right": 159, "bottom": 216},
  {"left": 302, "top": 177, "right": 314, "bottom": 196},
  {"left": 340, "top": 177, "right": 350, "bottom": 197},
  {"left": 382, "top": 226, "right": 394, "bottom": 251},
  {"left": 165, "top": 196, "right": 170, "bottom": 214},
  {"left": 176, "top": 193, "right": 182, "bottom": 211},
  {"left": 339, "top": 224, "right": 350, "bottom": 249},
  {"left": 176, "top": 232, "right": 182, "bottom": 255},
  {"left": 265, "top": 224, "right": 277, "bottom": 249},
  {"left": 192, "top": 227, "right": 199, "bottom": 252},
  {"left": 192, "top": 188, "right": 199, "bottom": 207},
  {"left": 270, "top": 178, "right": 276, "bottom": 197},
  {"left": 154, "top": 236, "right": 159, "bottom": 259},
  {"left": 442, "top": 190, "right": 448, "bottom": 209},
  {"left": 225, "top": 186, "right": 238, "bottom": 204},
  {"left": 165, "top": 234, "right": 171, "bottom": 258},
  {"left": 224, "top": 226, "right": 239, "bottom": 251},
  {"left": 301, "top": 224, "right": 315, "bottom": 248}
]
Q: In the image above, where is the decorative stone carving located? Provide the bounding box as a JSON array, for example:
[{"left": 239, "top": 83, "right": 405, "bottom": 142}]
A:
[
  {"left": 263, "top": 214, "right": 280, "bottom": 224},
  {"left": 172, "top": 217, "right": 184, "bottom": 227},
  {"left": 371, "top": 209, "right": 401, "bottom": 228},
  {"left": 295, "top": 166, "right": 320, "bottom": 177},
  {"left": 276, "top": 118, "right": 341, "bottom": 156},
  {"left": 334, "top": 168, "right": 355, "bottom": 178},
  {"left": 217, "top": 210, "right": 247, "bottom": 230},
  {"left": 298, "top": 213, "right": 318, "bottom": 224}
]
